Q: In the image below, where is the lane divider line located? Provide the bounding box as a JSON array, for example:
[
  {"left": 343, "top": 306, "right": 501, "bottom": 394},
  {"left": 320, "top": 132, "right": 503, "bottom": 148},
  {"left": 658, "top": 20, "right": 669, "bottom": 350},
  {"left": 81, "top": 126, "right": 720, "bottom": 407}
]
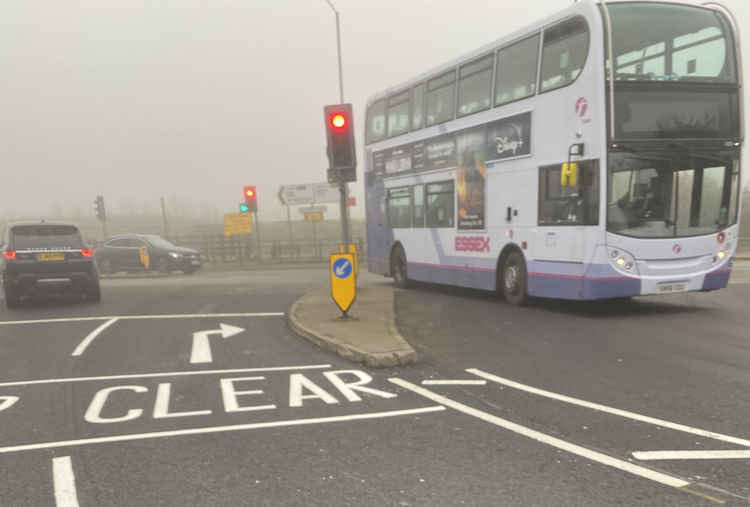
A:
[
  {"left": 0, "top": 406, "right": 445, "bottom": 454},
  {"left": 421, "top": 380, "right": 487, "bottom": 386},
  {"left": 389, "top": 378, "right": 690, "bottom": 489},
  {"left": 633, "top": 450, "right": 750, "bottom": 461},
  {"left": 467, "top": 368, "right": 750, "bottom": 448},
  {"left": 52, "top": 456, "right": 80, "bottom": 507},
  {"left": 0, "top": 364, "right": 333, "bottom": 388},
  {"left": 72, "top": 318, "right": 119, "bottom": 357},
  {"left": 0, "top": 312, "right": 285, "bottom": 326}
]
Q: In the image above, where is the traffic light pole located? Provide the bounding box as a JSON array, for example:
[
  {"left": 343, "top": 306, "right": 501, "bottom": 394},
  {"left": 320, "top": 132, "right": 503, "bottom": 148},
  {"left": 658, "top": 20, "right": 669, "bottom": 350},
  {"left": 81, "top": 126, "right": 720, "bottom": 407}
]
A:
[{"left": 326, "top": 0, "right": 351, "bottom": 247}]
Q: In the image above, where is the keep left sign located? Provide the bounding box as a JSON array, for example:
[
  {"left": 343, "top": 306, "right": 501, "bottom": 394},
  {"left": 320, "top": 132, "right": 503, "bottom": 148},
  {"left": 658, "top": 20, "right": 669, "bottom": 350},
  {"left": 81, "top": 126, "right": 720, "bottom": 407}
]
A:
[{"left": 330, "top": 253, "right": 356, "bottom": 315}]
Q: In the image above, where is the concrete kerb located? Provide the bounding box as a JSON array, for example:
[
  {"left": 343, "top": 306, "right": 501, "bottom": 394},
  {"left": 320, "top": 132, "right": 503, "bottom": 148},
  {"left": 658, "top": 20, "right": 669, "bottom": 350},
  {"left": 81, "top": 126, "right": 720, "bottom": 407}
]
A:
[{"left": 287, "top": 286, "right": 418, "bottom": 368}]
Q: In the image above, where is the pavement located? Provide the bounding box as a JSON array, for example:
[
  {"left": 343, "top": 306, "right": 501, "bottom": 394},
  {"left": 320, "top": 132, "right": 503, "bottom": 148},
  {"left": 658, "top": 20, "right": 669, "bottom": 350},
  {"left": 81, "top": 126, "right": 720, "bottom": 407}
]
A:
[
  {"left": 0, "top": 266, "right": 749, "bottom": 505},
  {"left": 289, "top": 280, "right": 417, "bottom": 367}
]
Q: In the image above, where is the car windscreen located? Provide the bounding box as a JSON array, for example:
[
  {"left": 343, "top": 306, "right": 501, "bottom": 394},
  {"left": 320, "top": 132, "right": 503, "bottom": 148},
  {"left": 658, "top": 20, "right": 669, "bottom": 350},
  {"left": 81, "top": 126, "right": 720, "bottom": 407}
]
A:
[{"left": 10, "top": 225, "right": 84, "bottom": 250}]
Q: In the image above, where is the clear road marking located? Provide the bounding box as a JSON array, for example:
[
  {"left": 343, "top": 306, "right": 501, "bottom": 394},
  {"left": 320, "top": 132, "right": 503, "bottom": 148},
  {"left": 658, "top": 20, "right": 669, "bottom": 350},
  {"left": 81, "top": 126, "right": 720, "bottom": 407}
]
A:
[
  {"left": 71, "top": 318, "right": 119, "bottom": 357},
  {"left": 389, "top": 378, "right": 690, "bottom": 489},
  {"left": 633, "top": 450, "right": 750, "bottom": 460},
  {"left": 190, "top": 323, "right": 245, "bottom": 364},
  {"left": 421, "top": 380, "right": 487, "bottom": 386},
  {"left": 52, "top": 456, "right": 80, "bottom": 507},
  {"left": 0, "top": 364, "right": 332, "bottom": 388},
  {"left": 0, "top": 406, "right": 445, "bottom": 454},
  {"left": 468, "top": 368, "right": 750, "bottom": 448},
  {"left": 0, "top": 312, "right": 284, "bottom": 326}
]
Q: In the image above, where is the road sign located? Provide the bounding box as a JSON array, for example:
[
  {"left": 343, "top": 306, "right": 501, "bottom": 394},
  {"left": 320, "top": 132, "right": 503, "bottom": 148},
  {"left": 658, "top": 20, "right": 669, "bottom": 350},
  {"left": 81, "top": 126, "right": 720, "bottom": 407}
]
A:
[
  {"left": 224, "top": 212, "right": 253, "bottom": 237},
  {"left": 330, "top": 253, "right": 356, "bottom": 315},
  {"left": 304, "top": 212, "right": 324, "bottom": 223},
  {"left": 139, "top": 245, "right": 150, "bottom": 270},
  {"left": 278, "top": 183, "right": 340, "bottom": 206},
  {"left": 298, "top": 205, "right": 328, "bottom": 214},
  {"left": 312, "top": 183, "right": 340, "bottom": 204},
  {"left": 278, "top": 184, "right": 314, "bottom": 206},
  {"left": 338, "top": 243, "right": 358, "bottom": 278}
]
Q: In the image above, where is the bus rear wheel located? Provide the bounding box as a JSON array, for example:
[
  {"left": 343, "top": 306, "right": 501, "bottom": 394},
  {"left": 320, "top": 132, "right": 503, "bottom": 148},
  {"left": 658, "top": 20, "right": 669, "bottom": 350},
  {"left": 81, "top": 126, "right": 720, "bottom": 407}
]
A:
[
  {"left": 391, "top": 247, "right": 409, "bottom": 289},
  {"left": 501, "top": 251, "right": 528, "bottom": 306}
]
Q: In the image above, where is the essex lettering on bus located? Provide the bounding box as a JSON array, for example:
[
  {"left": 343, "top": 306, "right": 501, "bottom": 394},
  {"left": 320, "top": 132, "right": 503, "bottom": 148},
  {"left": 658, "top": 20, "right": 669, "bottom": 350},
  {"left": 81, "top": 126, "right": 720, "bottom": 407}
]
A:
[{"left": 455, "top": 236, "right": 490, "bottom": 253}]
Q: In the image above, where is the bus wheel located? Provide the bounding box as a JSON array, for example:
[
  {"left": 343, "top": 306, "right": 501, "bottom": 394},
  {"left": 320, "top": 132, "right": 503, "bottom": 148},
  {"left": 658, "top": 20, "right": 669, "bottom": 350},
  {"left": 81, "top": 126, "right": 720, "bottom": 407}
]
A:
[
  {"left": 501, "top": 251, "right": 528, "bottom": 306},
  {"left": 391, "top": 247, "right": 409, "bottom": 289}
]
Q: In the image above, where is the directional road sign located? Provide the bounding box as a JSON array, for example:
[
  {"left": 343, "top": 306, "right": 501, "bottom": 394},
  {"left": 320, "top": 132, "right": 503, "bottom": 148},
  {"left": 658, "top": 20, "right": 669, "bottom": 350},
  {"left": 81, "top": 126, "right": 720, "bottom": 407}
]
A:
[
  {"left": 330, "top": 253, "right": 356, "bottom": 315},
  {"left": 278, "top": 183, "right": 340, "bottom": 206},
  {"left": 338, "top": 243, "right": 358, "bottom": 278}
]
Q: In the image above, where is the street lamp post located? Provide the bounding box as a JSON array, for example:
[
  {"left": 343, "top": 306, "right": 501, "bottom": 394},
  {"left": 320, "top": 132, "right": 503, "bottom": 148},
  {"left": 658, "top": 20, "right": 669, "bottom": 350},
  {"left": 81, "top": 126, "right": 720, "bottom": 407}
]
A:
[{"left": 324, "top": 0, "right": 351, "bottom": 247}]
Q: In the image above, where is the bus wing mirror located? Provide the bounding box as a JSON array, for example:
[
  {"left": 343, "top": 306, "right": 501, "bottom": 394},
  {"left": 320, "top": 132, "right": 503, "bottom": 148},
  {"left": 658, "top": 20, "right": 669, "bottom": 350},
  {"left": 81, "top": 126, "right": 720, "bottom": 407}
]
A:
[{"left": 561, "top": 162, "right": 578, "bottom": 187}]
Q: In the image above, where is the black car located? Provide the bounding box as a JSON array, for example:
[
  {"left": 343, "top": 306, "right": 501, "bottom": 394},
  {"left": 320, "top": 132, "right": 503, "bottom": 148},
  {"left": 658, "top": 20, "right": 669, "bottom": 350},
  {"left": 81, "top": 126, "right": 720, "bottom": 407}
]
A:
[
  {"left": 1, "top": 222, "right": 101, "bottom": 308},
  {"left": 95, "top": 234, "right": 201, "bottom": 274}
]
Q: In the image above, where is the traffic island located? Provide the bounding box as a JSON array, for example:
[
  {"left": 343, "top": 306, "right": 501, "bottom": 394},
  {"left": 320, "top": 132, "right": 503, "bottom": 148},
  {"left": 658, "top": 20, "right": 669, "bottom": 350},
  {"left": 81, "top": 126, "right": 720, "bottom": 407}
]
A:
[{"left": 288, "top": 284, "right": 418, "bottom": 368}]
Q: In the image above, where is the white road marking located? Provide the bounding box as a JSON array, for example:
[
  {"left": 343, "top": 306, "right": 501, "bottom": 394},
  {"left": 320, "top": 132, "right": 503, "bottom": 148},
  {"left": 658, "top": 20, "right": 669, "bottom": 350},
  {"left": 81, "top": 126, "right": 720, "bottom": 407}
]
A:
[
  {"left": 71, "top": 318, "right": 118, "bottom": 356},
  {"left": 468, "top": 368, "right": 750, "bottom": 448},
  {"left": 0, "top": 395, "right": 19, "bottom": 412},
  {"left": 0, "top": 364, "right": 332, "bottom": 388},
  {"left": 0, "top": 406, "right": 445, "bottom": 454},
  {"left": 633, "top": 450, "right": 750, "bottom": 461},
  {"left": 190, "top": 323, "right": 245, "bottom": 364},
  {"left": 389, "top": 378, "right": 690, "bottom": 489},
  {"left": 0, "top": 312, "right": 284, "bottom": 326},
  {"left": 52, "top": 456, "right": 80, "bottom": 507},
  {"left": 421, "top": 380, "right": 487, "bottom": 386}
]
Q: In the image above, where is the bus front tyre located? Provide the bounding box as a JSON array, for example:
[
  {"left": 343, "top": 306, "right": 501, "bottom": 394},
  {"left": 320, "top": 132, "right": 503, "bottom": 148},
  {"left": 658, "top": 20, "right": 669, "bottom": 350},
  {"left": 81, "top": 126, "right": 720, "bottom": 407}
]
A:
[
  {"left": 391, "top": 248, "right": 410, "bottom": 289},
  {"left": 501, "top": 251, "right": 528, "bottom": 306}
]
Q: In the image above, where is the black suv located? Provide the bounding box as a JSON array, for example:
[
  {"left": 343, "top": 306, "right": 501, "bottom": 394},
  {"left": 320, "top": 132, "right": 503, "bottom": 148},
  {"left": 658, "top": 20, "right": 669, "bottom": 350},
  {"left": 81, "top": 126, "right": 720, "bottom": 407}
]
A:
[
  {"left": 95, "top": 234, "right": 201, "bottom": 274},
  {"left": 1, "top": 222, "right": 101, "bottom": 307}
]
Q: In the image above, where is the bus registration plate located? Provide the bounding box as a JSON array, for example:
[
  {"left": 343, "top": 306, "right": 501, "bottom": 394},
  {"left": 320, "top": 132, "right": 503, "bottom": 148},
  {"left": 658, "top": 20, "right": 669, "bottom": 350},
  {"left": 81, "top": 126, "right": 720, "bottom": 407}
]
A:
[{"left": 658, "top": 282, "right": 688, "bottom": 294}]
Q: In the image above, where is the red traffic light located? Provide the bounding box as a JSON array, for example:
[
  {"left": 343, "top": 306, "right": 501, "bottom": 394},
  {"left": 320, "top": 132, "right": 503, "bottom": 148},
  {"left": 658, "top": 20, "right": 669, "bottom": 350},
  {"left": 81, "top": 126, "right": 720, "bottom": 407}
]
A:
[
  {"left": 243, "top": 185, "right": 258, "bottom": 212},
  {"left": 245, "top": 188, "right": 255, "bottom": 198},
  {"left": 330, "top": 113, "right": 347, "bottom": 129}
]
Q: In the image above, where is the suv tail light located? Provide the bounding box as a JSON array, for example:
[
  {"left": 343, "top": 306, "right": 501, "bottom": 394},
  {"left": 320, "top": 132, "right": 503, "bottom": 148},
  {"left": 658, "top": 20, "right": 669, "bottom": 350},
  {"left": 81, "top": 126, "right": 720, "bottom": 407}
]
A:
[
  {"left": 3, "top": 250, "right": 16, "bottom": 260},
  {"left": 81, "top": 248, "right": 93, "bottom": 257}
]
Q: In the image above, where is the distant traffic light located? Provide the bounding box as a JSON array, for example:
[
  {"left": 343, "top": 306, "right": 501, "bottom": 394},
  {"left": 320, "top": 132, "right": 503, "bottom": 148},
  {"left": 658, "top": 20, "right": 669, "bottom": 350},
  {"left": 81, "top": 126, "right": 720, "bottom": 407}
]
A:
[
  {"left": 323, "top": 104, "right": 356, "bottom": 183},
  {"left": 93, "top": 195, "right": 106, "bottom": 222},
  {"left": 243, "top": 186, "right": 257, "bottom": 213}
]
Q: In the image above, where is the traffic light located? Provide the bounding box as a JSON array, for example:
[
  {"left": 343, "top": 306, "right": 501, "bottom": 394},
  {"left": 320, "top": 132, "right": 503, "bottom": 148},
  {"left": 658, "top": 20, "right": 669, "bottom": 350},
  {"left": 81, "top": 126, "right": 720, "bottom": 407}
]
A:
[
  {"left": 323, "top": 103, "right": 356, "bottom": 183},
  {"left": 243, "top": 186, "right": 257, "bottom": 213},
  {"left": 93, "top": 195, "right": 106, "bottom": 222},
  {"left": 239, "top": 203, "right": 249, "bottom": 213}
]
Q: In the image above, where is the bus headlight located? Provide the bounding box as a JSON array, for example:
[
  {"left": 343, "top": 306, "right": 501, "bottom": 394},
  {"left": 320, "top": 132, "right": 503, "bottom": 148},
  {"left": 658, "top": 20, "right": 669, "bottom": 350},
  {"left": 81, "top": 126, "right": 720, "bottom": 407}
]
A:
[
  {"left": 717, "top": 250, "right": 726, "bottom": 260},
  {"left": 609, "top": 248, "right": 636, "bottom": 273}
]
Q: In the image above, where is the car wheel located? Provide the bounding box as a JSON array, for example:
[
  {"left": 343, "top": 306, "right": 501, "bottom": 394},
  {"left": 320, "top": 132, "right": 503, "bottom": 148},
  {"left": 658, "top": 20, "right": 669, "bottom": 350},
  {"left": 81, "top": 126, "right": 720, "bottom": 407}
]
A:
[
  {"left": 98, "top": 258, "right": 114, "bottom": 274},
  {"left": 391, "top": 246, "right": 410, "bottom": 289},
  {"left": 86, "top": 282, "right": 101, "bottom": 303},
  {"left": 501, "top": 251, "right": 528, "bottom": 306},
  {"left": 4, "top": 286, "right": 21, "bottom": 308}
]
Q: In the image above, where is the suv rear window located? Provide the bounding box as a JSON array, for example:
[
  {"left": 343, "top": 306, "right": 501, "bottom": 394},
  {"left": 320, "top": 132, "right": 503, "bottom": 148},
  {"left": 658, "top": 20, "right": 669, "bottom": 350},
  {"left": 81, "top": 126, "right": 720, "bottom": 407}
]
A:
[{"left": 11, "top": 225, "right": 83, "bottom": 250}]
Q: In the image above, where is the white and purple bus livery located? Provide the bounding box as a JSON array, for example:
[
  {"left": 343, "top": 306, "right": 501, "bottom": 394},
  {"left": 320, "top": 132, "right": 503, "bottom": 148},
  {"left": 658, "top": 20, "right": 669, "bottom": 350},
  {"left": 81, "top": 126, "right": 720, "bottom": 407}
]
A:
[{"left": 363, "top": 0, "right": 742, "bottom": 304}]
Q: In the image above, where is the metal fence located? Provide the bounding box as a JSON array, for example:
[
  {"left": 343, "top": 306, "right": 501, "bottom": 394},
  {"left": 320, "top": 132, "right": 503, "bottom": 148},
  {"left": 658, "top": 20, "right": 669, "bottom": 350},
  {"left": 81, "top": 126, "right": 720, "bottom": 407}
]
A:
[{"left": 161, "top": 234, "right": 366, "bottom": 265}]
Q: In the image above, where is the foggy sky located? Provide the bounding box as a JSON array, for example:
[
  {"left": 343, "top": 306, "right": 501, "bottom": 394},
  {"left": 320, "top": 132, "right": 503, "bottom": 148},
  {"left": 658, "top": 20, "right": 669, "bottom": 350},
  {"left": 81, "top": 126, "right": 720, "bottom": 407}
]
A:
[{"left": 1, "top": 0, "right": 748, "bottom": 222}]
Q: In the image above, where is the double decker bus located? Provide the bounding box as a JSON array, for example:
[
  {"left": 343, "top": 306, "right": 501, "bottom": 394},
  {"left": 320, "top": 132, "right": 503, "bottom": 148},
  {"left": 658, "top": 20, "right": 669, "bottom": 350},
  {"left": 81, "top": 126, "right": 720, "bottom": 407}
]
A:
[{"left": 363, "top": 0, "right": 742, "bottom": 304}]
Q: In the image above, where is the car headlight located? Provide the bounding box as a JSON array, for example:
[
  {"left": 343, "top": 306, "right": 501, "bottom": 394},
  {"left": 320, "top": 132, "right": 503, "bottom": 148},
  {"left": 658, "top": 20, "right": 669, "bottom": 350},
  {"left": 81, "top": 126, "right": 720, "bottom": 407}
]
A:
[{"left": 168, "top": 252, "right": 182, "bottom": 259}]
